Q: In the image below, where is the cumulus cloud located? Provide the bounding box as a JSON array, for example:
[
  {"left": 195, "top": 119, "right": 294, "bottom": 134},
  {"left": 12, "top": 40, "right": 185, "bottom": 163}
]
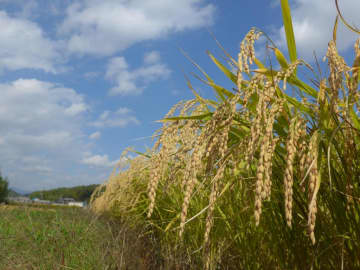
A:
[
  {"left": 0, "top": 79, "right": 87, "bottom": 150},
  {"left": 144, "top": 51, "right": 161, "bottom": 64},
  {"left": 59, "top": 0, "right": 215, "bottom": 56},
  {"left": 273, "top": 0, "right": 360, "bottom": 60},
  {"left": 0, "top": 78, "right": 135, "bottom": 191},
  {"left": 89, "top": 131, "right": 101, "bottom": 140},
  {"left": 106, "top": 51, "right": 171, "bottom": 95},
  {"left": 0, "top": 78, "right": 91, "bottom": 190},
  {"left": 0, "top": 11, "right": 61, "bottom": 72},
  {"left": 0, "top": 79, "right": 87, "bottom": 136},
  {"left": 91, "top": 107, "right": 140, "bottom": 128},
  {"left": 84, "top": 71, "right": 100, "bottom": 79},
  {"left": 22, "top": 165, "right": 53, "bottom": 174},
  {"left": 65, "top": 103, "right": 87, "bottom": 116},
  {"left": 82, "top": 154, "right": 119, "bottom": 167}
]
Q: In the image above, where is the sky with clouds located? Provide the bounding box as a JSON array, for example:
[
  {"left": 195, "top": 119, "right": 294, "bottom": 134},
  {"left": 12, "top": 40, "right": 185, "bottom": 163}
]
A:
[{"left": 0, "top": 0, "right": 359, "bottom": 192}]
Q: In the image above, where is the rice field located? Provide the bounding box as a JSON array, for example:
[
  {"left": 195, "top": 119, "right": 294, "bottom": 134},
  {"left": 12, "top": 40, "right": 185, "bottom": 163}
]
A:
[{"left": 89, "top": 1, "right": 360, "bottom": 269}]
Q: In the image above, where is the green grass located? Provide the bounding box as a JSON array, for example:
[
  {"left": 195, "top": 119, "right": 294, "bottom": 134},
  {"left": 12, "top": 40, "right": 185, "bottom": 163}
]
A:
[{"left": 0, "top": 204, "right": 159, "bottom": 270}]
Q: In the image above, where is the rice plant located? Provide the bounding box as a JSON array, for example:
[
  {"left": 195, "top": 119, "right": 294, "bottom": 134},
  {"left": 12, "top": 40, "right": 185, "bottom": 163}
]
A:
[{"left": 91, "top": 0, "right": 360, "bottom": 268}]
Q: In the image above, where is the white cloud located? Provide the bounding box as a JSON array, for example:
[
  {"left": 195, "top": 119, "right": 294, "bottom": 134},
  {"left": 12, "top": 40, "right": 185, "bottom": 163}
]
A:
[
  {"left": 59, "top": 0, "right": 215, "bottom": 56},
  {"left": 116, "top": 107, "right": 132, "bottom": 114},
  {"left": 84, "top": 71, "right": 100, "bottom": 79},
  {"left": 105, "top": 57, "right": 137, "bottom": 95},
  {"left": 82, "top": 154, "right": 119, "bottom": 167},
  {"left": 273, "top": 0, "right": 360, "bottom": 61},
  {"left": 89, "top": 131, "right": 101, "bottom": 140},
  {"left": 0, "top": 11, "right": 61, "bottom": 72},
  {"left": 106, "top": 51, "right": 171, "bottom": 95},
  {"left": 99, "top": 111, "right": 110, "bottom": 120},
  {"left": 0, "top": 78, "right": 91, "bottom": 190},
  {"left": 144, "top": 51, "right": 161, "bottom": 64},
  {"left": 65, "top": 102, "right": 87, "bottom": 116},
  {"left": 91, "top": 107, "right": 140, "bottom": 128},
  {"left": 22, "top": 165, "right": 53, "bottom": 175},
  {"left": 0, "top": 79, "right": 87, "bottom": 135}
]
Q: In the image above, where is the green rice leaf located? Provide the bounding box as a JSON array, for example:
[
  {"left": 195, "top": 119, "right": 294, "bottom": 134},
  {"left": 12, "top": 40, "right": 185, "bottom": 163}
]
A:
[
  {"left": 349, "top": 107, "right": 360, "bottom": 130},
  {"left": 207, "top": 81, "right": 235, "bottom": 99},
  {"left": 128, "top": 150, "right": 151, "bottom": 159},
  {"left": 191, "top": 72, "right": 232, "bottom": 102},
  {"left": 287, "top": 77, "right": 318, "bottom": 97},
  {"left": 253, "top": 68, "right": 278, "bottom": 77},
  {"left": 254, "top": 58, "right": 266, "bottom": 69},
  {"left": 161, "top": 112, "right": 213, "bottom": 122},
  {"left": 207, "top": 51, "right": 238, "bottom": 84},
  {"left": 186, "top": 79, "right": 218, "bottom": 109},
  {"left": 229, "top": 126, "right": 248, "bottom": 139},
  {"left": 273, "top": 47, "right": 289, "bottom": 69},
  {"left": 280, "top": 0, "right": 297, "bottom": 64},
  {"left": 164, "top": 213, "right": 180, "bottom": 232},
  {"left": 285, "top": 95, "right": 314, "bottom": 116}
]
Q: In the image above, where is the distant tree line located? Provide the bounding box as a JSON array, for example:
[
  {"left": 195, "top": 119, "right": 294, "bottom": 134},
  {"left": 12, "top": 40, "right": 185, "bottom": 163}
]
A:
[
  {"left": 0, "top": 172, "right": 9, "bottom": 203},
  {"left": 28, "top": 184, "right": 99, "bottom": 202}
]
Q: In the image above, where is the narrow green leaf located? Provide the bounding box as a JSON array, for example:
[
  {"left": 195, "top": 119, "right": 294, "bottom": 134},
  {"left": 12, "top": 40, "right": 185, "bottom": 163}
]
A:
[
  {"left": 254, "top": 58, "right": 266, "bottom": 69},
  {"left": 128, "top": 150, "right": 151, "bottom": 159},
  {"left": 207, "top": 81, "right": 235, "bottom": 99},
  {"left": 253, "top": 68, "right": 278, "bottom": 77},
  {"left": 164, "top": 213, "right": 180, "bottom": 232},
  {"left": 186, "top": 79, "right": 218, "bottom": 109},
  {"left": 280, "top": 0, "right": 297, "bottom": 64},
  {"left": 216, "top": 206, "right": 232, "bottom": 231},
  {"left": 161, "top": 112, "right": 213, "bottom": 122},
  {"left": 273, "top": 47, "right": 289, "bottom": 69},
  {"left": 191, "top": 72, "right": 237, "bottom": 103},
  {"left": 207, "top": 51, "right": 238, "bottom": 84},
  {"left": 229, "top": 126, "right": 248, "bottom": 139},
  {"left": 287, "top": 77, "right": 318, "bottom": 97},
  {"left": 273, "top": 117, "right": 288, "bottom": 137},
  {"left": 180, "top": 48, "right": 214, "bottom": 83},
  {"left": 349, "top": 107, "right": 360, "bottom": 130},
  {"left": 285, "top": 95, "right": 314, "bottom": 116}
]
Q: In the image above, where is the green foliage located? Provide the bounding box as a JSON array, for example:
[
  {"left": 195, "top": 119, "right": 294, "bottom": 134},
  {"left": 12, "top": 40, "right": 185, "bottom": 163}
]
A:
[
  {"left": 0, "top": 172, "right": 9, "bottom": 203},
  {"left": 29, "top": 184, "right": 99, "bottom": 202},
  {"left": 7, "top": 189, "right": 21, "bottom": 197},
  {"left": 0, "top": 205, "right": 160, "bottom": 269}
]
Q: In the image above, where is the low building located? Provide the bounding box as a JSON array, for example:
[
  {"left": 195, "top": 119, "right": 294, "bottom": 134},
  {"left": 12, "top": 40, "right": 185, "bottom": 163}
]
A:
[
  {"left": 55, "top": 197, "right": 75, "bottom": 204},
  {"left": 68, "top": 201, "right": 85, "bottom": 207},
  {"left": 8, "top": 196, "right": 32, "bottom": 204},
  {"left": 63, "top": 198, "right": 75, "bottom": 204},
  {"left": 33, "top": 198, "right": 51, "bottom": 204}
]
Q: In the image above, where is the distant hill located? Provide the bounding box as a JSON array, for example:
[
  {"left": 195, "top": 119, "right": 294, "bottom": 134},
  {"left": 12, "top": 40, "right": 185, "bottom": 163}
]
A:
[
  {"left": 10, "top": 187, "right": 30, "bottom": 195},
  {"left": 28, "top": 184, "right": 99, "bottom": 202},
  {"left": 8, "top": 189, "right": 22, "bottom": 197}
]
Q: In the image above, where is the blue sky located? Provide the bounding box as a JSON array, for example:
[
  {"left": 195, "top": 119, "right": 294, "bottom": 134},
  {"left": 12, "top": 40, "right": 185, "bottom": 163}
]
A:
[{"left": 0, "top": 0, "right": 359, "bottom": 191}]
